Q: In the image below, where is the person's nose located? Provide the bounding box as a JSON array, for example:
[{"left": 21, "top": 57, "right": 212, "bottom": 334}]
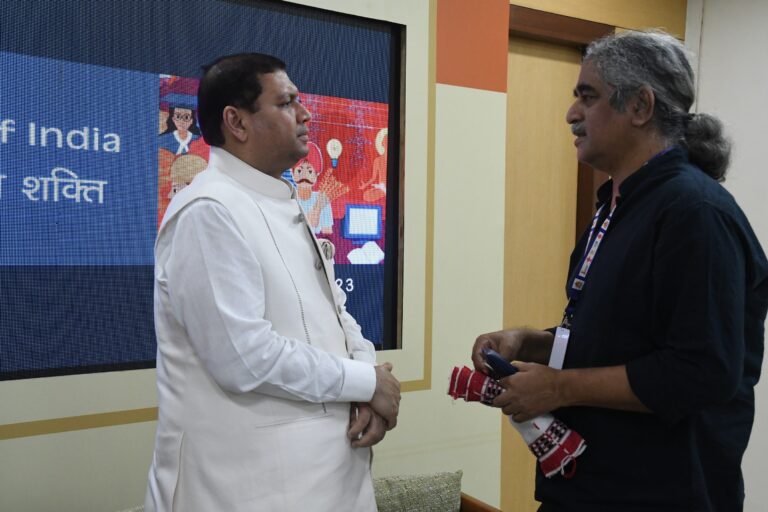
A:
[
  {"left": 565, "top": 100, "right": 581, "bottom": 125},
  {"left": 299, "top": 102, "right": 311, "bottom": 124}
]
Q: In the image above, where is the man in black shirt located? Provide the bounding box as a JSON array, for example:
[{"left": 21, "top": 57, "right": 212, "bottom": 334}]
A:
[{"left": 472, "top": 30, "right": 768, "bottom": 511}]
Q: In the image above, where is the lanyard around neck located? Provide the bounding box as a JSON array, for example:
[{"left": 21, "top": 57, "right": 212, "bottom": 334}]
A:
[{"left": 561, "top": 202, "right": 616, "bottom": 328}]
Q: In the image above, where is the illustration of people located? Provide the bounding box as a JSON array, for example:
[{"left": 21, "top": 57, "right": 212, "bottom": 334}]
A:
[
  {"left": 159, "top": 110, "right": 169, "bottom": 134},
  {"left": 157, "top": 153, "right": 208, "bottom": 227},
  {"left": 168, "top": 154, "right": 208, "bottom": 199},
  {"left": 359, "top": 127, "right": 387, "bottom": 202},
  {"left": 292, "top": 142, "right": 348, "bottom": 235},
  {"left": 158, "top": 106, "right": 201, "bottom": 155}
]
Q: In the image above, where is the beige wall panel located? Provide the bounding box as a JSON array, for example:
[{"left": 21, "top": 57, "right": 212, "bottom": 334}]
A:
[
  {"left": 0, "top": 370, "right": 157, "bottom": 425},
  {"left": 502, "top": 36, "right": 581, "bottom": 511},
  {"left": 510, "top": 0, "right": 687, "bottom": 36},
  {"left": 0, "top": 421, "right": 157, "bottom": 512},
  {"left": 373, "top": 83, "right": 508, "bottom": 507}
]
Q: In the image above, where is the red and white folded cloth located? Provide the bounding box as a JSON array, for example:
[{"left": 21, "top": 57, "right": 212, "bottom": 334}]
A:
[{"left": 448, "top": 366, "right": 586, "bottom": 478}]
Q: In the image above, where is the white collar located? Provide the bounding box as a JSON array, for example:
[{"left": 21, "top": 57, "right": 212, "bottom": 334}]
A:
[
  {"left": 173, "top": 130, "right": 193, "bottom": 154},
  {"left": 208, "top": 146, "right": 295, "bottom": 199}
]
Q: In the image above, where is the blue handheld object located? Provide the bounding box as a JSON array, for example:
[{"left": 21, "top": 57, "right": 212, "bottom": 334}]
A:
[{"left": 481, "top": 348, "right": 518, "bottom": 378}]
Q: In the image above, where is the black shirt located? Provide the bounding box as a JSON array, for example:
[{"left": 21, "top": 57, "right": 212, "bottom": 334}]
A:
[{"left": 535, "top": 147, "right": 768, "bottom": 512}]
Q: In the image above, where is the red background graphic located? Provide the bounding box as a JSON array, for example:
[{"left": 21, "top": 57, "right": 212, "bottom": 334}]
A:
[
  {"left": 301, "top": 93, "right": 389, "bottom": 264},
  {"left": 156, "top": 80, "right": 389, "bottom": 264}
]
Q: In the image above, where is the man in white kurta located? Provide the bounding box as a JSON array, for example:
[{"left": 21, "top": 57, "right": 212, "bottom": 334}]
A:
[{"left": 145, "top": 53, "right": 399, "bottom": 512}]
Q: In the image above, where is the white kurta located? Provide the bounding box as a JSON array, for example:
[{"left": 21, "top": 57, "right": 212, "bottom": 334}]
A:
[{"left": 145, "top": 147, "right": 378, "bottom": 512}]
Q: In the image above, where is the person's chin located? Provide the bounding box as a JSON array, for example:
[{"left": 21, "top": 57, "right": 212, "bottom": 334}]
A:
[{"left": 575, "top": 144, "right": 591, "bottom": 163}]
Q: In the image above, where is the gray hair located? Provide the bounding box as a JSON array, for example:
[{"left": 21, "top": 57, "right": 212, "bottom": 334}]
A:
[{"left": 584, "top": 30, "right": 731, "bottom": 181}]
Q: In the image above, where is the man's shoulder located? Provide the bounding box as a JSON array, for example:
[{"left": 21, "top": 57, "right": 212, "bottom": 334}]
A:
[
  {"left": 652, "top": 165, "right": 764, "bottom": 257},
  {"left": 656, "top": 163, "right": 738, "bottom": 214},
  {"left": 159, "top": 169, "right": 248, "bottom": 234},
  {"left": 174, "top": 168, "right": 247, "bottom": 206}
]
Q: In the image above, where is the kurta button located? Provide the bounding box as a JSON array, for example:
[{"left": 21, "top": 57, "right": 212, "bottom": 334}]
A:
[
  {"left": 314, "top": 259, "right": 323, "bottom": 270},
  {"left": 297, "top": 213, "right": 305, "bottom": 224}
]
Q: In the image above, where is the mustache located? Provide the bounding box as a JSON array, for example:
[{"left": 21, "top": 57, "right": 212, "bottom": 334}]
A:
[
  {"left": 296, "top": 178, "right": 314, "bottom": 184},
  {"left": 570, "top": 123, "right": 586, "bottom": 137}
]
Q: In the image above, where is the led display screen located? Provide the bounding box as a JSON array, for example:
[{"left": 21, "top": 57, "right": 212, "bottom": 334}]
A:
[{"left": 0, "top": 0, "right": 403, "bottom": 379}]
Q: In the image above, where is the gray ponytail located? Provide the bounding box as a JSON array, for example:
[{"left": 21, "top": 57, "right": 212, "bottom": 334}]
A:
[
  {"left": 682, "top": 113, "right": 731, "bottom": 182},
  {"left": 585, "top": 30, "right": 731, "bottom": 181}
]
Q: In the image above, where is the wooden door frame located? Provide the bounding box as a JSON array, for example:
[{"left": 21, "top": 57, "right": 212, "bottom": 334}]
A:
[
  {"left": 503, "top": 7, "right": 614, "bottom": 511},
  {"left": 508, "top": 5, "right": 614, "bottom": 238}
]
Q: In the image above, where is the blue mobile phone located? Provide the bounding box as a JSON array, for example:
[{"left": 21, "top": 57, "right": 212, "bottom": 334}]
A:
[{"left": 481, "top": 348, "right": 518, "bottom": 378}]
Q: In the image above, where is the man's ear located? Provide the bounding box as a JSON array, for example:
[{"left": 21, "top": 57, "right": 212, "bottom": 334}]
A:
[
  {"left": 221, "top": 106, "right": 249, "bottom": 143},
  {"left": 629, "top": 86, "right": 655, "bottom": 127}
]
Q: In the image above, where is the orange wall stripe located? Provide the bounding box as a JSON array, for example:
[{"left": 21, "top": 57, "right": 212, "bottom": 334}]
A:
[{"left": 436, "top": 0, "right": 509, "bottom": 92}]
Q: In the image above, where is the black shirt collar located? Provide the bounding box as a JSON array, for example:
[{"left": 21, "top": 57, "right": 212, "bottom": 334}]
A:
[{"left": 596, "top": 146, "right": 688, "bottom": 208}]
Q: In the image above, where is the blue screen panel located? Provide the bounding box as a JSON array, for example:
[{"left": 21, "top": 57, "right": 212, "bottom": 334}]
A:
[{"left": 0, "top": 0, "right": 401, "bottom": 379}]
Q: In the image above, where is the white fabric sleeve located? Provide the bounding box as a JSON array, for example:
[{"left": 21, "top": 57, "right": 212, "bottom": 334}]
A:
[
  {"left": 162, "top": 199, "right": 376, "bottom": 403},
  {"left": 331, "top": 278, "right": 377, "bottom": 365}
]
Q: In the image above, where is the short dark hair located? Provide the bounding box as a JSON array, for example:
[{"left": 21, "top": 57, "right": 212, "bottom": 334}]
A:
[{"left": 197, "top": 53, "right": 286, "bottom": 146}]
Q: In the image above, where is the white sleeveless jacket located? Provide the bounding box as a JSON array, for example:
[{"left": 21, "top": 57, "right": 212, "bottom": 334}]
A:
[{"left": 145, "top": 147, "right": 378, "bottom": 512}]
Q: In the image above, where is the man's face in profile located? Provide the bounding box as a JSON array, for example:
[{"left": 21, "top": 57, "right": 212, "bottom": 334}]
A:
[
  {"left": 566, "top": 61, "right": 633, "bottom": 171},
  {"left": 242, "top": 70, "right": 312, "bottom": 174}
]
